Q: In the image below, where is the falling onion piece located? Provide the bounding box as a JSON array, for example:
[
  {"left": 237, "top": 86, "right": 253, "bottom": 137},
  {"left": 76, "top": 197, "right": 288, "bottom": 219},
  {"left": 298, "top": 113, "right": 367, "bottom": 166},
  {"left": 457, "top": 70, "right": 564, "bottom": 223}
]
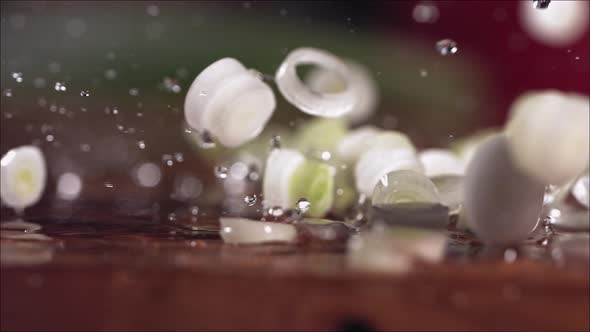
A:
[
  {"left": 220, "top": 217, "right": 297, "bottom": 244},
  {"left": 505, "top": 91, "right": 589, "bottom": 186},
  {"left": 336, "top": 126, "right": 381, "bottom": 163},
  {"left": 275, "top": 47, "right": 357, "bottom": 117},
  {"left": 305, "top": 60, "right": 379, "bottom": 124},
  {"left": 519, "top": 0, "right": 589, "bottom": 47},
  {"left": 419, "top": 149, "right": 465, "bottom": 177},
  {"left": 1, "top": 146, "right": 46, "bottom": 211},
  {"left": 184, "top": 58, "right": 276, "bottom": 147},
  {"left": 288, "top": 159, "right": 335, "bottom": 217},
  {"left": 464, "top": 135, "right": 545, "bottom": 245},
  {"left": 372, "top": 170, "right": 440, "bottom": 206}
]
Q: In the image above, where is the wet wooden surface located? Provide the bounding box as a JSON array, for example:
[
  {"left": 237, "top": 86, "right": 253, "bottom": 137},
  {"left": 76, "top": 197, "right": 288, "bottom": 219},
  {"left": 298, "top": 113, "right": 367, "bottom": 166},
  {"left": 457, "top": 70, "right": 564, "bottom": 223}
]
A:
[{"left": 1, "top": 209, "right": 588, "bottom": 331}]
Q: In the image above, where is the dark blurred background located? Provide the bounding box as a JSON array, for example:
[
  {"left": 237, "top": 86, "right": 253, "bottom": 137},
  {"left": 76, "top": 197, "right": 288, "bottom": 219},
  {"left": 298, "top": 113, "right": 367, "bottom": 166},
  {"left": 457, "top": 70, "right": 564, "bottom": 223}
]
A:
[{"left": 1, "top": 1, "right": 588, "bottom": 219}]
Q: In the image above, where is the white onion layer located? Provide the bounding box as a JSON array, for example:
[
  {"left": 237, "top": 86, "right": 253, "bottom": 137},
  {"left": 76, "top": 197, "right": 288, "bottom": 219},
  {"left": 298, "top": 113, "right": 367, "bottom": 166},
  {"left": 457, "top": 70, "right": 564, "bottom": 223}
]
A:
[
  {"left": 1, "top": 146, "right": 46, "bottom": 211},
  {"left": 306, "top": 60, "right": 379, "bottom": 124},
  {"left": 355, "top": 148, "right": 423, "bottom": 197},
  {"left": 262, "top": 149, "right": 305, "bottom": 208},
  {"left": 336, "top": 126, "right": 381, "bottom": 163},
  {"left": 220, "top": 217, "right": 297, "bottom": 244},
  {"left": 419, "top": 148, "right": 465, "bottom": 177},
  {"left": 372, "top": 170, "right": 440, "bottom": 206},
  {"left": 505, "top": 91, "right": 589, "bottom": 186},
  {"left": 275, "top": 47, "right": 356, "bottom": 117},
  {"left": 184, "top": 58, "right": 275, "bottom": 147}
]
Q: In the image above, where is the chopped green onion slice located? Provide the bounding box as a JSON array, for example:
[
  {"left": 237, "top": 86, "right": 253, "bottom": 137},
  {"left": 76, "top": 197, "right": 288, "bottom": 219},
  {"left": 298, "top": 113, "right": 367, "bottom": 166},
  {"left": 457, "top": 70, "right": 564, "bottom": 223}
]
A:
[
  {"left": 1, "top": 146, "right": 46, "bottom": 211},
  {"left": 289, "top": 159, "right": 336, "bottom": 217}
]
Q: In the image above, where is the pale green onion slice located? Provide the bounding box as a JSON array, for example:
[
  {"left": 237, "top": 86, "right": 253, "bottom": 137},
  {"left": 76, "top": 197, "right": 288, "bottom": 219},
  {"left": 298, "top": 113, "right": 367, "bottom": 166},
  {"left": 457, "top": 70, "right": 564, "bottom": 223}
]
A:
[
  {"left": 220, "top": 217, "right": 296, "bottom": 244},
  {"left": 464, "top": 135, "right": 545, "bottom": 245},
  {"left": 336, "top": 126, "right": 381, "bottom": 163},
  {"left": 306, "top": 60, "right": 379, "bottom": 124},
  {"left": 262, "top": 149, "right": 305, "bottom": 208},
  {"left": 505, "top": 91, "right": 589, "bottom": 186},
  {"left": 184, "top": 58, "right": 275, "bottom": 147},
  {"left": 355, "top": 148, "right": 423, "bottom": 197},
  {"left": 275, "top": 47, "right": 356, "bottom": 117},
  {"left": 292, "top": 118, "right": 347, "bottom": 154},
  {"left": 1, "top": 146, "right": 46, "bottom": 212},
  {"left": 289, "top": 159, "right": 336, "bottom": 217},
  {"left": 372, "top": 170, "right": 440, "bottom": 206},
  {"left": 419, "top": 149, "right": 465, "bottom": 177}
]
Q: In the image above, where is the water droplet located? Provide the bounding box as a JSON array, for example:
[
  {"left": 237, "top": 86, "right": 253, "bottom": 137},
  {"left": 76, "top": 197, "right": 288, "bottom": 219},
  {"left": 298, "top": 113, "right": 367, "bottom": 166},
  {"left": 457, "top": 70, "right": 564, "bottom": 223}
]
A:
[
  {"left": 214, "top": 165, "right": 228, "bottom": 179},
  {"left": 413, "top": 1, "right": 439, "bottom": 24},
  {"left": 136, "top": 112, "right": 144, "bottom": 117},
  {"left": 11, "top": 72, "right": 23, "bottom": 83},
  {"left": 197, "top": 130, "right": 216, "bottom": 149},
  {"left": 533, "top": 0, "right": 551, "bottom": 9},
  {"left": 137, "top": 140, "right": 146, "bottom": 149},
  {"left": 320, "top": 151, "right": 331, "bottom": 161},
  {"left": 54, "top": 82, "right": 67, "bottom": 91},
  {"left": 45, "top": 134, "right": 54, "bottom": 142},
  {"left": 199, "top": 90, "right": 207, "bottom": 96},
  {"left": 80, "top": 143, "right": 91, "bottom": 152},
  {"left": 173, "top": 152, "right": 184, "bottom": 162},
  {"left": 104, "top": 182, "right": 114, "bottom": 188},
  {"left": 129, "top": 88, "right": 139, "bottom": 96},
  {"left": 247, "top": 164, "right": 260, "bottom": 182},
  {"left": 244, "top": 194, "right": 257, "bottom": 206},
  {"left": 112, "top": 108, "right": 119, "bottom": 115},
  {"left": 268, "top": 206, "right": 284, "bottom": 217},
  {"left": 146, "top": 4, "right": 160, "bottom": 16},
  {"left": 168, "top": 212, "right": 177, "bottom": 222},
  {"left": 161, "top": 77, "right": 181, "bottom": 93},
  {"left": 2, "top": 89, "right": 12, "bottom": 97},
  {"left": 57, "top": 172, "right": 83, "bottom": 200},
  {"left": 104, "top": 69, "right": 117, "bottom": 80},
  {"left": 80, "top": 90, "right": 90, "bottom": 97},
  {"left": 191, "top": 206, "right": 199, "bottom": 216},
  {"left": 436, "top": 39, "right": 458, "bottom": 56},
  {"left": 504, "top": 248, "right": 518, "bottom": 263},
  {"left": 420, "top": 69, "right": 428, "bottom": 77},
  {"left": 296, "top": 198, "right": 311, "bottom": 214},
  {"left": 270, "top": 135, "right": 281, "bottom": 149}
]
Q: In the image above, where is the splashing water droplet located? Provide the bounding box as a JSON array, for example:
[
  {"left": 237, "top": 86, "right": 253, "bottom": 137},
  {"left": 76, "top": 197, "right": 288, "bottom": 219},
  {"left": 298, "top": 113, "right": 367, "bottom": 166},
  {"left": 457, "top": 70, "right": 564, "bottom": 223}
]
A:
[
  {"left": 11, "top": 72, "right": 23, "bottom": 83},
  {"left": 244, "top": 194, "right": 257, "bottom": 206},
  {"left": 190, "top": 206, "right": 199, "bottom": 216},
  {"left": 436, "top": 39, "right": 458, "bottom": 56},
  {"left": 533, "top": 0, "right": 551, "bottom": 9},
  {"left": 168, "top": 212, "right": 177, "bottom": 222},
  {"left": 161, "top": 77, "right": 181, "bottom": 93},
  {"left": 270, "top": 135, "right": 281, "bottom": 149},
  {"left": 80, "top": 90, "right": 90, "bottom": 97},
  {"left": 197, "top": 130, "right": 216, "bottom": 149},
  {"left": 54, "top": 82, "right": 67, "bottom": 91},
  {"left": 45, "top": 134, "right": 54, "bottom": 142},
  {"left": 420, "top": 69, "right": 428, "bottom": 77},
  {"left": 137, "top": 140, "right": 146, "bottom": 149},
  {"left": 214, "top": 165, "right": 229, "bottom": 179},
  {"left": 3, "top": 89, "right": 12, "bottom": 97},
  {"left": 268, "top": 206, "right": 284, "bottom": 217},
  {"left": 173, "top": 152, "right": 184, "bottom": 162},
  {"left": 129, "top": 88, "right": 139, "bottom": 96},
  {"left": 296, "top": 198, "right": 311, "bottom": 214}
]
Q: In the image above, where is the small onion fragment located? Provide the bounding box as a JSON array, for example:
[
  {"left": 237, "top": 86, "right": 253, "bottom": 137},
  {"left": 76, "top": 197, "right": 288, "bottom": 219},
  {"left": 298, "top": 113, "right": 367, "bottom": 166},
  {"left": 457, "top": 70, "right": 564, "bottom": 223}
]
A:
[
  {"left": 464, "top": 135, "right": 545, "bottom": 245},
  {"left": 1, "top": 146, "right": 46, "bottom": 211},
  {"left": 275, "top": 47, "right": 356, "bottom": 117},
  {"left": 184, "top": 58, "right": 275, "bottom": 147},
  {"left": 419, "top": 148, "right": 465, "bottom": 177},
  {"left": 220, "top": 217, "right": 296, "bottom": 244},
  {"left": 505, "top": 91, "right": 589, "bottom": 186},
  {"left": 336, "top": 125, "right": 381, "bottom": 163}
]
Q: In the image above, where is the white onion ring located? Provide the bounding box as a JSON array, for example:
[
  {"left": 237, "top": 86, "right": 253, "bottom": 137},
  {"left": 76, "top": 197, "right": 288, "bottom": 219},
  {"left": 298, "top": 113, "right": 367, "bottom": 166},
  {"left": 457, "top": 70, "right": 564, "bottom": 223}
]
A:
[
  {"left": 419, "top": 148, "right": 465, "bottom": 177},
  {"left": 275, "top": 47, "right": 356, "bottom": 117},
  {"left": 1, "top": 146, "right": 46, "bottom": 211},
  {"left": 262, "top": 149, "right": 304, "bottom": 208}
]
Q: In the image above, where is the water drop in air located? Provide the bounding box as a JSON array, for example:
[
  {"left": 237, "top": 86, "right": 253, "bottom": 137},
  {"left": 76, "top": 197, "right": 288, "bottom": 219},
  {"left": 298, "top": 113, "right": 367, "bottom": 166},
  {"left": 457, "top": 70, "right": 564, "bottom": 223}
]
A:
[
  {"left": 129, "top": 88, "right": 139, "bottom": 96},
  {"left": 436, "top": 39, "right": 458, "bottom": 56},
  {"left": 533, "top": 0, "right": 550, "bottom": 9},
  {"left": 137, "top": 140, "right": 146, "bottom": 149},
  {"left": 270, "top": 135, "right": 281, "bottom": 149},
  {"left": 3, "top": 89, "right": 12, "bottom": 97},
  {"left": 80, "top": 90, "right": 90, "bottom": 97},
  {"left": 268, "top": 206, "right": 284, "bottom": 217},
  {"left": 296, "top": 198, "right": 311, "bottom": 214},
  {"left": 244, "top": 195, "right": 257, "bottom": 206},
  {"left": 214, "top": 165, "right": 229, "bottom": 179},
  {"left": 11, "top": 72, "right": 23, "bottom": 83},
  {"left": 54, "top": 82, "right": 67, "bottom": 91}
]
